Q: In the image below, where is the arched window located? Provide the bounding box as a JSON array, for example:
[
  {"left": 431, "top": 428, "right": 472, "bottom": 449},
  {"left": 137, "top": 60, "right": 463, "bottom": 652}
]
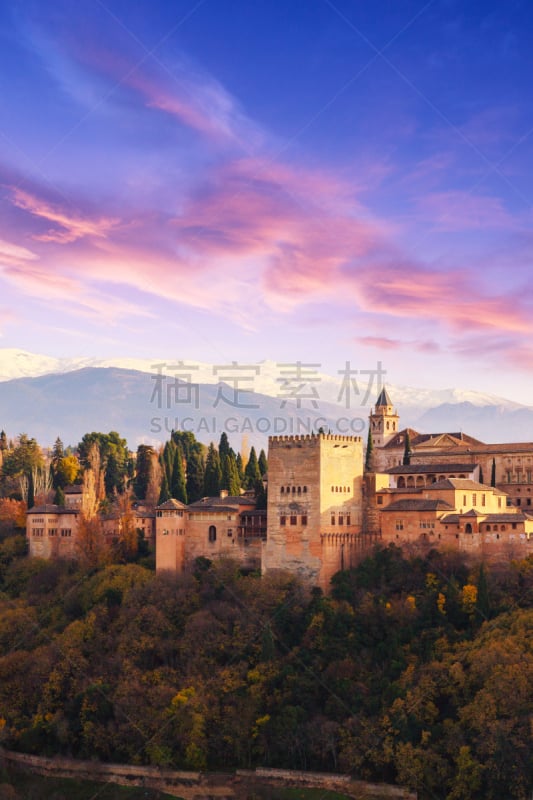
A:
[
  {"left": 397, "top": 476, "right": 406, "bottom": 488},
  {"left": 297, "top": 486, "right": 301, "bottom": 493},
  {"left": 280, "top": 486, "right": 284, "bottom": 494},
  {"left": 303, "top": 486, "right": 307, "bottom": 493},
  {"left": 208, "top": 525, "right": 217, "bottom": 542},
  {"left": 465, "top": 523, "right": 472, "bottom": 534},
  {"left": 486, "top": 524, "right": 491, "bottom": 531}
]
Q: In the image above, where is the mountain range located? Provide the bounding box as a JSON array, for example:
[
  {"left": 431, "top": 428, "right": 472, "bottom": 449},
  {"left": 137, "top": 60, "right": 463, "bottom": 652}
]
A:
[{"left": 0, "top": 350, "right": 531, "bottom": 449}]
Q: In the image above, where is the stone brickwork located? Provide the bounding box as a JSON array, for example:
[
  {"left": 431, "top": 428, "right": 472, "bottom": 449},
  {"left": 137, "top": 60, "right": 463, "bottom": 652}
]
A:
[{"left": 262, "top": 433, "right": 364, "bottom": 590}]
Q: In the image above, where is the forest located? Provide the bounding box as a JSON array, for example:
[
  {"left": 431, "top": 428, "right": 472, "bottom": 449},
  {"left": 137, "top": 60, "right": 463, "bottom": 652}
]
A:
[{"left": 0, "top": 516, "right": 532, "bottom": 799}]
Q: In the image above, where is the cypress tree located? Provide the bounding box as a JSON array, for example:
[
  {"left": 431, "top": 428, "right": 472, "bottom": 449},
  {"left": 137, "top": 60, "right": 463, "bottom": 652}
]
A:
[
  {"left": 54, "top": 486, "right": 66, "bottom": 507},
  {"left": 0, "top": 430, "right": 7, "bottom": 451},
  {"left": 258, "top": 449, "right": 268, "bottom": 477},
  {"left": 244, "top": 446, "right": 261, "bottom": 488},
  {"left": 204, "top": 443, "right": 222, "bottom": 497},
  {"left": 236, "top": 452, "right": 245, "bottom": 484},
  {"left": 219, "top": 432, "right": 231, "bottom": 461},
  {"left": 491, "top": 458, "right": 496, "bottom": 487},
  {"left": 134, "top": 444, "right": 154, "bottom": 500},
  {"left": 478, "top": 466, "right": 484, "bottom": 485},
  {"left": 403, "top": 431, "right": 411, "bottom": 466},
  {"left": 158, "top": 472, "right": 171, "bottom": 504},
  {"left": 171, "top": 445, "right": 187, "bottom": 504},
  {"left": 365, "top": 428, "right": 374, "bottom": 471},
  {"left": 186, "top": 450, "right": 205, "bottom": 503},
  {"left": 221, "top": 453, "right": 240, "bottom": 496}
]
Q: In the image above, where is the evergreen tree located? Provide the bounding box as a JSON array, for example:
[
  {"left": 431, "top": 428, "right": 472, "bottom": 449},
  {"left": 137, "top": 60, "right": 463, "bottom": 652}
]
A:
[
  {"left": 403, "top": 431, "right": 412, "bottom": 466},
  {"left": 134, "top": 444, "right": 154, "bottom": 500},
  {"left": 27, "top": 470, "right": 35, "bottom": 509},
  {"left": 244, "top": 446, "right": 261, "bottom": 488},
  {"left": 258, "top": 449, "right": 268, "bottom": 477},
  {"left": 254, "top": 478, "right": 267, "bottom": 510},
  {"left": 221, "top": 453, "right": 241, "bottom": 496},
  {"left": 54, "top": 486, "right": 66, "bottom": 507},
  {"left": 51, "top": 437, "right": 65, "bottom": 487},
  {"left": 204, "top": 443, "right": 222, "bottom": 497},
  {"left": 171, "top": 446, "right": 188, "bottom": 504},
  {"left": 491, "top": 458, "right": 496, "bottom": 487},
  {"left": 0, "top": 430, "right": 7, "bottom": 451},
  {"left": 186, "top": 450, "right": 205, "bottom": 503},
  {"left": 479, "top": 466, "right": 484, "bottom": 485},
  {"left": 236, "top": 452, "right": 245, "bottom": 484},
  {"left": 365, "top": 428, "right": 374, "bottom": 471},
  {"left": 158, "top": 471, "right": 171, "bottom": 504},
  {"left": 219, "top": 432, "right": 231, "bottom": 461}
]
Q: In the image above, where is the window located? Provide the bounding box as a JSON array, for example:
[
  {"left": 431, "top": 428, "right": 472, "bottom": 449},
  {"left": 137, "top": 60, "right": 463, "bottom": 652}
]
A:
[
  {"left": 338, "top": 515, "right": 344, "bottom": 525},
  {"left": 301, "top": 515, "right": 308, "bottom": 526},
  {"left": 331, "top": 514, "right": 335, "bottom": 525},
  {"left": 290, "top": 516, "right": 297, "bottom": 525},
  {"left": 303, "top": 486, "right": 307, "bottom": 493},
  {"left": 281, "top": 486, "right": 284, "bottom": 494},
  {"left": 482, "top": 494, "right": 486, "bottom": 507},
  {"left": 60, "top": 529, "right": 71, "bottom": 537},
  {"left": 377, "top": 495, "right": 383, "bottom": 505},
  {"left": 463, "top": 495, "right": 467, "bottom": 506},
  {"left": 395, "top": 520, "right": 404, "bottom": 531},
  {"left": 280, "top": 515, "right": 286, "bottom": 526},
  {"left": 208, "top": 525, "right": 217, "bottom": 542},
  {"left": 48, "top": 529, "right": 57, "bottom": 537},
  {"left": 227, "top": 529, "right": 233, "bottom": 537},
  {"left": 346, "top": 514, "right": 351, "bottom": 525},
  {"left": 472, "top": 494, "right": 477, "bottom": 506}
]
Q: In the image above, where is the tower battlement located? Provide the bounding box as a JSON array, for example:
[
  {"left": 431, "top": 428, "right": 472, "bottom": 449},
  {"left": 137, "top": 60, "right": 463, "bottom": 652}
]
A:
[{"left": 269, "top": 433, "right": 362, "bottom": 445}]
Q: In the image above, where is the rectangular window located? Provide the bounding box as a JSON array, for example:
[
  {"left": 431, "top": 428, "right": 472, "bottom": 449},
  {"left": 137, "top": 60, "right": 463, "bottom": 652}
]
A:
[
  {"left": 301, "top": 515, "right": 308, "bottom": 526},
  {"left": 338, "top": 515, "right": 344, "bottom": 525},
  {"left": 48, "top": 529, "right": 57, "bottom": 537},
  {"left": 472, "top": 494, "right": 477, "bottom": 506},
  {"left": 280, "top": 515, "right": 286, "bottom": 526},
  {"left": 227, "top": 529, "right": 233, "bottom": 537},
  {"left": 377, "top": 496, "right": 383, "bottom": 505},
  {"left": 482, "top": 494, "right": 486, "bottom": 507},
  {"left": 331, "top": 514, "right": 335, "bottom": 525},
  {"left": 395, "top": 520, "right": 404, "bottom": 531},
  {"left": 463, "top": 495, "right": 467, "bottom": 505},
  {"left": 290, "top": 516, "right": 297, "bottom": 525}
]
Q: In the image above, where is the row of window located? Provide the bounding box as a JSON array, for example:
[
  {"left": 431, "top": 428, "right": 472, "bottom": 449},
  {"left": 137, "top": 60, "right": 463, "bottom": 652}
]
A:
[
  {"left": 331, "top": 513, "right": 351, "bottom": 526},
  {"left": 33, "top": 528, "right": 72, "bottom": 537},
  {"left": 280, "top": 515, "right": 308, "bottom": 526},
  {"left": 331, "top": 486, "right": 351, "bottom": 493},
  {"left": 281, "top": 486, "right": 308, "bottom": 494}
]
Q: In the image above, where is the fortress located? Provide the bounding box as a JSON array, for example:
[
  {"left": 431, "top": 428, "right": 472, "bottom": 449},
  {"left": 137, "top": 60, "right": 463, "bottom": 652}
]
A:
[{"left": 27, "top": 389, "right": 533, "bottom": 590}]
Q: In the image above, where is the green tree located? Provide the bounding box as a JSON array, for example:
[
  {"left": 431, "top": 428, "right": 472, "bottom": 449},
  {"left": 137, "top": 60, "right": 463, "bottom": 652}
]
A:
[
  {"left": 221, "top": 453, "right": 240, "bottom": 496},
  {"left": 491, "top": 458, "right": 496, "bottom": 487},
  {"left": 54, "top": 486, "right": 66, "bottom": 507},
  {"left": 159, "top": 472, "right": 171, "bottom": 504},
  {"left": 365, "top": 428, "right": 374, "bottom": 471},
  {"left": 258, "top": 449, "right": 268, "bottom": 477},
  {"left": 171, "top": 446, "right": 188, "bottom": 504},
  {"left": 204, "top": 443, "right": 222, "bottom": 497},
  {"left": 244, "top": 447, "right": 261, "bottom": 488},
  {"left": 186, "top": 451, "right": 205, "bottom": 503},
  {"left": 134, "top": 444, "right": 155, "bottom": 500},
  {"left": 403, "top": 430, "right": 411, "bottom": 466},
  {"left": 219, "top": 432, "right": 231, "bottom": 461}
]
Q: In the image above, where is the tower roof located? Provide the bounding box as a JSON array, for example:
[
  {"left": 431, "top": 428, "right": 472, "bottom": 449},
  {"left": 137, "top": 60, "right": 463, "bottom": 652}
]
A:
[{"left": 376, "top": 386, "right": 393, "bottom": 407}]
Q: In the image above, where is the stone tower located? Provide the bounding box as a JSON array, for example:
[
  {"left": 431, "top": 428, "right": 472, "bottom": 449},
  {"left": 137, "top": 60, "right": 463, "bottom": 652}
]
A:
[
  {"left": 368, "top": 387, "right": 399, "bottom": 448},
  {"left": 262, "top": 433, "right": 364, "bottom": 591}
]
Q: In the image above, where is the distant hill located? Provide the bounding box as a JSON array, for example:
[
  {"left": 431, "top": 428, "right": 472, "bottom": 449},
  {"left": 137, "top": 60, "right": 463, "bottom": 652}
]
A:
[{"left": 0, "top": 366, "right": 531, "bottom": 449}]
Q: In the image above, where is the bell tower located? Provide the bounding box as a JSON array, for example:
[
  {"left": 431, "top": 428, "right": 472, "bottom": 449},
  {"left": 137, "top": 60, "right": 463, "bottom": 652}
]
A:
[{"left": 369, "top": 387, "right": 399, "bottom": 448}]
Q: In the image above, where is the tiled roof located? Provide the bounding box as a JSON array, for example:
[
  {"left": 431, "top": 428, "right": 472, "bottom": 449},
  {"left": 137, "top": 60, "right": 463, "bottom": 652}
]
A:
[
  {"left": 383, "top": 429, "right": 484, "bottom": 449},
  {"left": 380, "top": 499, "right": 455, "bottom": 512},
  {"left": 156, "top": 499, "right": 188, "bottom": 510},
  {"left": 386, "top": 463, "right": 477, "bottom": 475},
  {"left": 28, "top": 504, "right": 78, "bottom": 514},
  {"left": 188, "top": 495, "right": 255, "bottom": 508},
  {"left": 376, "top": 387, "right": 393, "bottom": 407},
  {"left": 188, "top": 505, "right": 241, "bottom": 514},
  {"left": 424, "top": 478, "right": 506, "bottom": 494}
]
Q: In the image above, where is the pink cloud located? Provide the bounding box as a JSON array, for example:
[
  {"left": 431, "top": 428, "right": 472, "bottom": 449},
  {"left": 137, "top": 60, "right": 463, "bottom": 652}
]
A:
[{"left": 9, "top": 188, "right": 119, "bottom": 243}]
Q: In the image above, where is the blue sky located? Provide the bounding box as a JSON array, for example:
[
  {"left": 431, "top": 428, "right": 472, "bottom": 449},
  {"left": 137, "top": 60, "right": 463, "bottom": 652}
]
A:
[{"left": 1, "top": 0, "right": 533, "bottom": 400}]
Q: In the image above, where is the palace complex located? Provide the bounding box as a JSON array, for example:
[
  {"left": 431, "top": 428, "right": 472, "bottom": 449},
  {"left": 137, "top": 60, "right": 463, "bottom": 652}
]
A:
[{"left": 26, "top": 389, "right": 533, "bottom": 590}]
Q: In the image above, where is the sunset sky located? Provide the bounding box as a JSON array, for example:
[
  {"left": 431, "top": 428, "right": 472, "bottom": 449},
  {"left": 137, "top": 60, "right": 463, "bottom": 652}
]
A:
[{"left": 1, "top": 0, "right": 533, "bottom": 401}]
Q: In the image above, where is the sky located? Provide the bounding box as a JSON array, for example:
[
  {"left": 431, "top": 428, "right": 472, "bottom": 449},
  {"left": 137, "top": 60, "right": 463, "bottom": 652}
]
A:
[{"left": 1, "top": 0, "right": 533, "bottom": 402}]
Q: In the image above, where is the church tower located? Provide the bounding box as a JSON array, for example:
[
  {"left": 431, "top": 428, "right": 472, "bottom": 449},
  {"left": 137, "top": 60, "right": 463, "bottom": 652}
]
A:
[{"left": 369, "top": 387, "right": 399, "bottom": 448}]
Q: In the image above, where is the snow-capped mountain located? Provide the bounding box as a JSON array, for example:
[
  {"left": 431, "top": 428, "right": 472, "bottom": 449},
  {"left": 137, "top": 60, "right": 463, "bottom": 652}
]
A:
[{"left": 0, "top": 349, "right": 525, "bottom": 411}]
